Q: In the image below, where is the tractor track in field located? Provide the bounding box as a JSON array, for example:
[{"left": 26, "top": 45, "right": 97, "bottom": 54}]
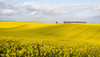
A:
[
  {"left": 87, "top": 29, "right": 100, "bottom": 40},
  {"left": 69, "top": 27, "right": 92, "bottom": 39},
  {"left": 57, "top": 26, "right": 82, "bottom": 36},
  {"left": 43, "top": 25, "right": 81, "bottom": 36},
  {"left": 0, "top": 25, "right": 27, "bottom": 31}
]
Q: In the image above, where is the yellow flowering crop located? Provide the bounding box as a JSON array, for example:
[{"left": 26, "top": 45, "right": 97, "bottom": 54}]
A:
[{"left": 0, "top": 22, "right": 100, "bottom": 57}]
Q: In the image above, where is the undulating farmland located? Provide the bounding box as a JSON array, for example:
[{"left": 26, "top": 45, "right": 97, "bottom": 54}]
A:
[{"left": 0, "top": 22, "right": 100, "bottom": 57}]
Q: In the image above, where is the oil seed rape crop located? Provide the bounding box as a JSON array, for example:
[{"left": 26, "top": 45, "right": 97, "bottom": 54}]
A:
[{"left": 0, "top": 22, "right": 100, "bottom": 57}]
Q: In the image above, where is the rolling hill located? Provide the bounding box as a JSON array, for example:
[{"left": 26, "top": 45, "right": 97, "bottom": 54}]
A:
[
  {"left": 0, "top": 22, "right": 100, "bottom": 57},
  {"left": 0, "top": 22, "right": 100, "bottom": 40}
]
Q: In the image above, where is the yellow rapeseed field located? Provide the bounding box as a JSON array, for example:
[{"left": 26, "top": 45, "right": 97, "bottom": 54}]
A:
[{"left": 0, "top": 22, "right": 100, "bottom": 57}]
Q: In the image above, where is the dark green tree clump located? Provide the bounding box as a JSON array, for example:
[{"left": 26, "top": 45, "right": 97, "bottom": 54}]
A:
[{"left": 56, "top": 21, "right": 58, "bottom": 23}]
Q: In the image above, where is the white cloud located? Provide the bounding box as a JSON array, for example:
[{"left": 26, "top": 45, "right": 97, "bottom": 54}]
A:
[
  {"left": 0, "top": 0, "right": 7, "bottom": 9},
  {"left": 29, "top": 11, "right": 37, "bottom": 15},
  {"left": 0, "top": 0, "right": 6, "bottom": 2},
  {"left": 21, "top": 2, "right": 41, "bottom": 10},
  {"left": 2, "top": 9, "right": 18, "bottom": 15},
  {"left": 0, "top": 0, "right": 100, "bottom": 23},
  {"left": 94, "top": 6, "right": 100, "bottom": 10}
]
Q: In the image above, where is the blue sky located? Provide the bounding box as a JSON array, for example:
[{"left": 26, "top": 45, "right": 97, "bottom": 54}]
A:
[
  {"left": 14, "top": 0, "right": 100, "bottom": 5},
  {"left": 15, "top": 0, "right": 100, "bottom": 4},
  {"left": 0, "top": 0, "right": 100, "bottom": 23}
]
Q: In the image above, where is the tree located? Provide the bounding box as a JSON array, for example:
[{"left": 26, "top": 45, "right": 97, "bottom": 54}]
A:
[{"left": 56, "top": 21, "right": 58, "bottom": 23}]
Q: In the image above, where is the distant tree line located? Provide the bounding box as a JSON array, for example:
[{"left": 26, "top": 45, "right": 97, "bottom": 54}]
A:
[
  {"left": 56, "top": 21, "right": 87, "bottom": 23},
  {"left": 63, "top": 21, "right": 87, "bottom": 23}
]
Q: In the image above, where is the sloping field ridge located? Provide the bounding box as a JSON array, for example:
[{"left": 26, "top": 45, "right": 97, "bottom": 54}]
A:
[{"left": 0, "top": 22, "right": 100, "bottom": 40}]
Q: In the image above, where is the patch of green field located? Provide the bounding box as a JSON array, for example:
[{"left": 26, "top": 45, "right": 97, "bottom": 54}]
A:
[{"left": 0, "top": 22, "right": 100, "bottom": 57}]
